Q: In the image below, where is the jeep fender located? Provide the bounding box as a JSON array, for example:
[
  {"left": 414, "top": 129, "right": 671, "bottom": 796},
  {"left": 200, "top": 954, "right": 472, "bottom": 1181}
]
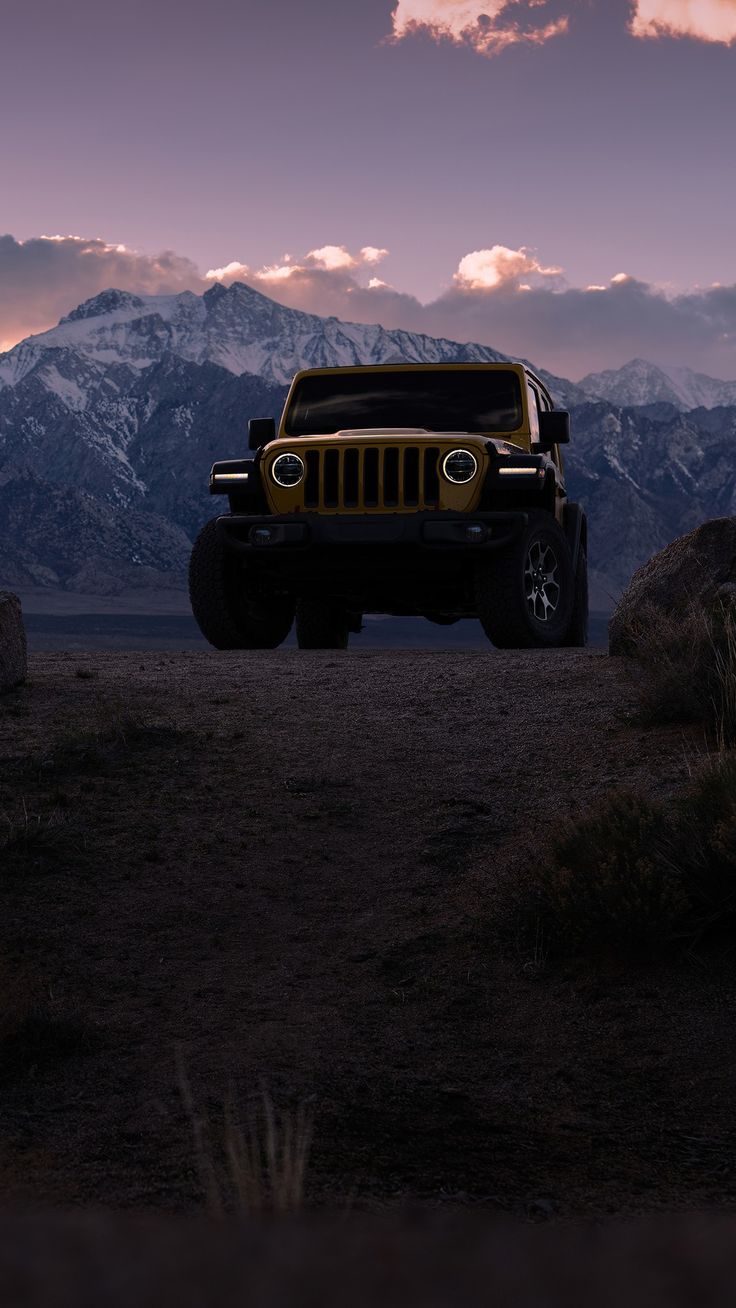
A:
[{"left": 563, "top": 502, "right": 587, "bottom": 574}]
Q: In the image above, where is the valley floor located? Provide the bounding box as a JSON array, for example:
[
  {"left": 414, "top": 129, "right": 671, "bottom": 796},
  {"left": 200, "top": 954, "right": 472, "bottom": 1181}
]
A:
[
  {"left": 0, "top": 649, "right": 732, "bottom": 1220},
  {"left": 14, "top": 588, "right": 610, "bottom": 651}
]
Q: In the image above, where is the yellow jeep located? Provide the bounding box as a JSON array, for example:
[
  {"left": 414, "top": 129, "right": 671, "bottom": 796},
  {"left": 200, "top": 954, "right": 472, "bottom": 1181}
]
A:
[{"left": 189, "top": 362, "right": 588, "bottom": 649}]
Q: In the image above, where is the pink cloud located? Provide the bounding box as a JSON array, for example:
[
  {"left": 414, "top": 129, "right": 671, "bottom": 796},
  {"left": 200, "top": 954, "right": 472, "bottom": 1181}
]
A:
[
  {"left": 5, "top": 233, "right": 736, "bottom": 381},
  {"left": 0, "top": 234, "right": 203, "bottom": 352},
  {"left": 202, "top": 246, "right": 736, "bottom": 377},
  {"left": 454, "top": 244, "right": 563, "bottom": 290},
  {"left": 389, "top": 0, "right": 570, "bottom": 56},
  {"left": 205, "top": 245, "right": 389, "bottom": 290},
  {"left": 630, "top": 0, "right": 736, "bottom": 44}
]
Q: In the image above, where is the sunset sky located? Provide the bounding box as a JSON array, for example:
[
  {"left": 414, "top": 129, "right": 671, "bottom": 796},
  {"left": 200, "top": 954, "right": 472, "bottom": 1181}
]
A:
[{"left": 2, "top": 0, "right": 736, "bottom": 377}]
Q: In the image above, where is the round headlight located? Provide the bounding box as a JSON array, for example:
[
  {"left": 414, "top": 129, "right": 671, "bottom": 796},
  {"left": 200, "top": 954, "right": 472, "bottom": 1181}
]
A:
[
  {"left": 271, "top": 452, "right": 305, "bottom": 487},
  {"left": 442, "top": 449, "right": 478, "bottom": 484}
]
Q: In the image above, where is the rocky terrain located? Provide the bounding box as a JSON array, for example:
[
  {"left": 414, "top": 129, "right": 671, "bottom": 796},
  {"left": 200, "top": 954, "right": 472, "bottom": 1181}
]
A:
[{"left": 2, "top": 281, "right": 736, "bottom": 606}]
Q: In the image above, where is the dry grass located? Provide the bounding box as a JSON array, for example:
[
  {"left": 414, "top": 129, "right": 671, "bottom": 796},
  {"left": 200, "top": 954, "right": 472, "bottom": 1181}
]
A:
[
  {"left": 0, "top": 800, "right": 77, "bottom": 876},
  {"left": 177, "top": 1058, "right": 313, "bottom": 1217},
  {"left": 528, "top": 792, "right": 683, "bottom": 956},
  {"left": 624, "top": 599, "right": 736, "bottom": 747},
  {"left": 26, "top": 699, "right": 178, "bottom": 778},
  {"left": 526, "top": 753, "right": 736, "bottom": 957}
]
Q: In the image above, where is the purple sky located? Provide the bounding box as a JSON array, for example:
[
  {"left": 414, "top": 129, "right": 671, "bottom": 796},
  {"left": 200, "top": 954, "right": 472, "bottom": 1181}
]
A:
[{"left": 2, "top": 0, "right": 736, "bottom": 378}]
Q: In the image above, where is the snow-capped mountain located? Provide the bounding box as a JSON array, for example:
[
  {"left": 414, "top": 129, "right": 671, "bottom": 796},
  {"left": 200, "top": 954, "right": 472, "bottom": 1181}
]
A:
[
  {"left": 0, "top": 281, "right": 586, "bottom": 407},
  {"left": 0, "top": 282, "right": 514, "bottom": 392},
  {"left": 579, "top": 358, "right": 736, "bottom": 411},
  {"left": 0, "top": 280, "right": 735, "bottom": 603}
]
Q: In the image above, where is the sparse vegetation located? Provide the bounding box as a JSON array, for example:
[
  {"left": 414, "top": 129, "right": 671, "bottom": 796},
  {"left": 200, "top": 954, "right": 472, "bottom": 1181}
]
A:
[
  {"left": 529, "top": 792, "right": 681, "bottom": 955},
  {"left": 528, "top": 753, "right": 736, "bottom": 956},
  {"left": 0, "top": 801, "right": 77, "bottom": 876},
  {"left": 25, "top": 699, "right": 178, "bottom": 777},
  {"left": 178, "top": 1061, "right": 313, "bottom": 1217},
  {"left": 6, "top": 645, "right": 736, "bottom": 1218},
  {"left": 74, "top": 665, "right": 99, "bottom": 680},
  {"left": 667, "top": 752, "right": 736, "bottom": 943},
  {"left": 625, "top": 599, "right": 736, "bottom": 747}
]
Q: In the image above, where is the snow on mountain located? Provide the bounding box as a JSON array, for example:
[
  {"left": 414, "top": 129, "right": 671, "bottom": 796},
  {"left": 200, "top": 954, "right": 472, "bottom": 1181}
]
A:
[
  {"left": 666, "top": 365, "right": 736, "bottom": 411},
  {"left": 579, "top": 358, "right": 736, "bottom": 411},
  {"left": 0, "top": 281, "right": 515, "bottom": 395}
]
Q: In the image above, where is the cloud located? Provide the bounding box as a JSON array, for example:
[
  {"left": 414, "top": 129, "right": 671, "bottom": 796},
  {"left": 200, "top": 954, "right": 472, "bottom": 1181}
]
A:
[
  {"left": 0, "top": 234, "right": 203, "bottom": 351},
  {"left": 389, "top": 0, "right": 570, "bottom": 56},
  {"left": 203, "top": 244, "right": 736, "bottom": 380},
  {"left": 306, "top": 245, "right": 358, "bottom": 271},
  {"left": 630, "top": 0, "right": 736, "bottom": 44},
  {"left": 203, "top": 243, "right": 394, "bottom": 313},
  {"left": 203, "top": 259, "right": 249, "bottom": 282},
  {"left": 5, "top": 232, "right": 736, "bottom": 381},
  {"left": 454, "top": 244, "right": 563, "bottom": 289},
  {"left": 205, "top": 245, "right": 389, "bottom": 282}
]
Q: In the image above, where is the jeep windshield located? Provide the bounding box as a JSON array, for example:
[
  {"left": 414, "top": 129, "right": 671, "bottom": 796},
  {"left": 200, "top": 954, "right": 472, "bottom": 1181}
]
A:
[{"left": 283, "top": 368, "right": 524, "bottom": 437}]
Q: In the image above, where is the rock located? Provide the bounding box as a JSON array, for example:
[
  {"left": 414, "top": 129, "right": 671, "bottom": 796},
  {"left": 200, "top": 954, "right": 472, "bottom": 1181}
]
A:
[
  {"left": 609, "top": 517, "right": 736, "bottom": 655},
  {"left": 0, "top": 592, "right": 27, "bottom": 692}
]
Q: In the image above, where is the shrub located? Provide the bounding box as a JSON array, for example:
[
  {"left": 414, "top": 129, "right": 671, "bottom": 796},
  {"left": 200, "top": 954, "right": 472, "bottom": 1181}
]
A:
[
  {"left": 528, "top": 755, "right": 736, "bottom": 957},
  {"left": 532, "top": 792, "right": 684, "bottom": 955},
  {"left": 626, "top": 599, "right": 736, "bottom": 747},
  {"left": 666, "top": 753, "right": 736, "bottom": 943}
]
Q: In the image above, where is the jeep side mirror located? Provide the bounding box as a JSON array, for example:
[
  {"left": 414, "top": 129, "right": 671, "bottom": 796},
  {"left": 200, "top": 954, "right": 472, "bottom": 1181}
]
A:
[
  {"left": 248, "top": 417, "right": 276, "bottom": 450},
  {"left": 538, "top": 410, "right": 570, "bottom": 449}
]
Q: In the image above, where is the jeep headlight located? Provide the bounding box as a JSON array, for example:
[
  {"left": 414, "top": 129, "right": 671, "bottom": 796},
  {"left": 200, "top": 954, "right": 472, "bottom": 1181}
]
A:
[
  {"left": 442, "top": 449, "right": 478, "bottom": 484},
  {"left": 271, "top": 452, "right": 305, "bottom": 487}
]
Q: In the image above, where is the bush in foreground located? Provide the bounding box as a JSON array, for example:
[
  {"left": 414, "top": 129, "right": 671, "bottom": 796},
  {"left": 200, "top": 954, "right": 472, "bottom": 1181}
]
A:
[
  {"left": 623, "top": 600, "right": 736, "bottom": 749},
  {"left": 530, "top": 754, "right": 736, "bottom": 957}
]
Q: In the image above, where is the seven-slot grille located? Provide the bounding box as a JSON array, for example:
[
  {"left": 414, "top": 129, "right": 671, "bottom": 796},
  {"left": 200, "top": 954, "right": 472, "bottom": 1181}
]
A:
[{"left": 303, "top": 445, "right": 443, "bottom": 511}]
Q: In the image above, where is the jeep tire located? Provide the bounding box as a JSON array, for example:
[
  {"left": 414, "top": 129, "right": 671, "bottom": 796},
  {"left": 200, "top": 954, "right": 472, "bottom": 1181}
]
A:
[
  {"left": 295, "top": 599, "right": 350, "bottom": 649},
  {"left": 189, "top": 518, "right": 294, "bottom": 649},
  {"left": 475, "top": 511, "right": 574, "bottom": 649}
]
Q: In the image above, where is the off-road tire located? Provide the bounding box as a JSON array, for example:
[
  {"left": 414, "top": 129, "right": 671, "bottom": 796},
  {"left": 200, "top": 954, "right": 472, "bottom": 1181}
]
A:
[
  {"left": 189, "top": 518, "right": 294, "bottom": 649},
  {"left": 475, "top": 511, "right": 574, "bottom": 649},
  {"left": 564, "top": 546, "right": 589, "bottom": 647},
  {"left": 295, "top": 600, "right": 350, "bottom": 649}
]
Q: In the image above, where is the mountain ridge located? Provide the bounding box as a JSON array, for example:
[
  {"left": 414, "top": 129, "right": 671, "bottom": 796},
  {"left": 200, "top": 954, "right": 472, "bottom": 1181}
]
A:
[{"left": 579, "top": 357, "right": 736, "bottom": 411}]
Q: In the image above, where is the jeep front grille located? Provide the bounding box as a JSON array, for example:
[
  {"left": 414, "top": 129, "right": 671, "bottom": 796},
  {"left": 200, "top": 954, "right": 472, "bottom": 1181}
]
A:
[{"left": 303, "top": 445, "right": 442, "bottom": 512}]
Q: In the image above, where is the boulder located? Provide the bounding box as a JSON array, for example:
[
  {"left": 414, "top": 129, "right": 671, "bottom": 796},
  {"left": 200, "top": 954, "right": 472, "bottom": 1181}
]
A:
[
  {"left": 609, "top": 517, "right": 736, "bottom": 655},
  {"left": 0, "top": 592, "right": 27, "bottom": 692}
]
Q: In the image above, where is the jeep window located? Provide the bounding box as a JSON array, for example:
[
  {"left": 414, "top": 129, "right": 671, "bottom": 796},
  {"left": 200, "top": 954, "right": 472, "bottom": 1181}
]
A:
[
  {"left": 527, "top": 382, "right": 541, "bottom": 443},
  {"left": 284, "top": 369, "right": 524, "bottom": 436}
]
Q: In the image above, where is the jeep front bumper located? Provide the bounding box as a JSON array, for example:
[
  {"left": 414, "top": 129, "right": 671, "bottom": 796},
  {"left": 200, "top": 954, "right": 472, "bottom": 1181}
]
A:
[{"left": 217, "top": 511, "right": 528, "bottom": 553}]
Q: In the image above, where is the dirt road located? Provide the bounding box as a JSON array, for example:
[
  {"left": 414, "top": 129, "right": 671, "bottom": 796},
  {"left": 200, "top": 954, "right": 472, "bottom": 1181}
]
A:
[{"left": 1, "top": 649, "right": 732, "bottom": 1217}]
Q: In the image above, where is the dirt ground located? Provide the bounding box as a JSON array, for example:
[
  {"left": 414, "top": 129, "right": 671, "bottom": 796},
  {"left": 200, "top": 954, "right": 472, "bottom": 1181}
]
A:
[{"left": 1, "top": 648, "right": 734, "bottom": 1220}]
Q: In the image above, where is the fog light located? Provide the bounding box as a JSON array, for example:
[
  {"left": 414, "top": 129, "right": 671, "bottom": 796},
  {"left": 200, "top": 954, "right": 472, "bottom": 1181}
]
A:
[
  {"left": 250, "top": 527, "right": 274, "bottom": 546},
  {"left": 465, "top": 524, "right": 487, "bottom": 543}
]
